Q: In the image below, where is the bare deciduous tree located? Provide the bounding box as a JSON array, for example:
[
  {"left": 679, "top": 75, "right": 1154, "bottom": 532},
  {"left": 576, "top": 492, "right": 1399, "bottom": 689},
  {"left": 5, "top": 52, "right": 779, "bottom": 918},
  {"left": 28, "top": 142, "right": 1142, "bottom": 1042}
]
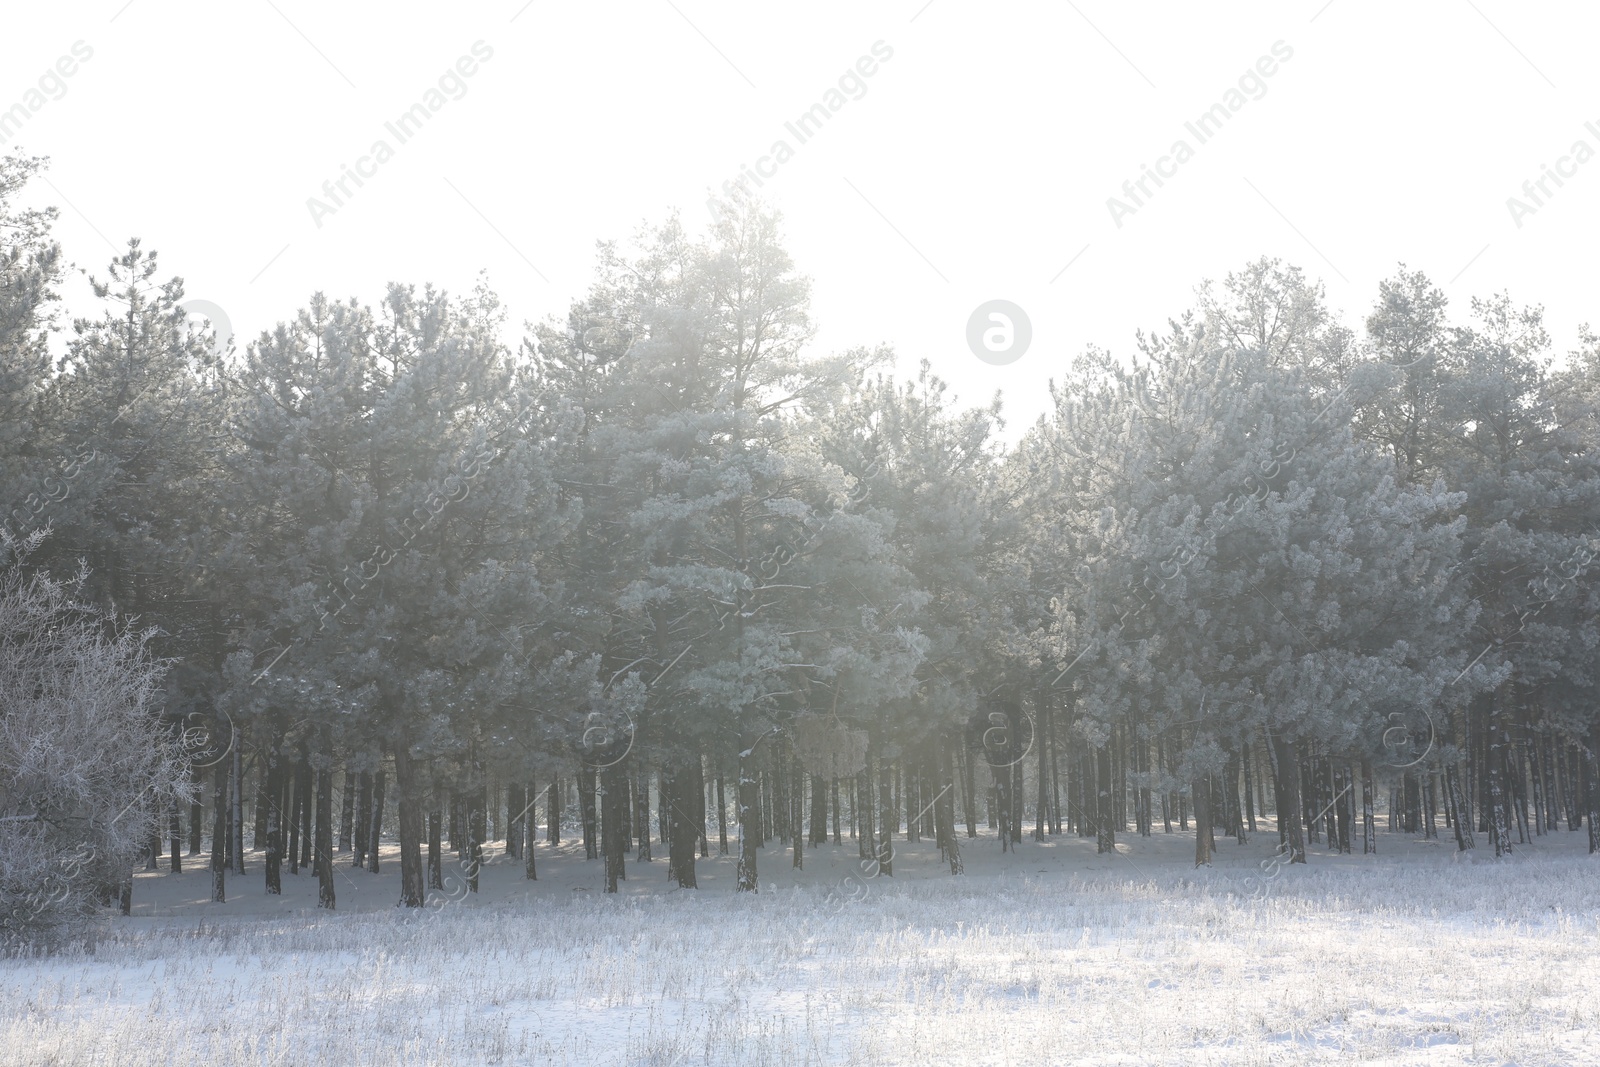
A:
[{"left": 0, "top": 542, "right": 194, "bottom": 952}]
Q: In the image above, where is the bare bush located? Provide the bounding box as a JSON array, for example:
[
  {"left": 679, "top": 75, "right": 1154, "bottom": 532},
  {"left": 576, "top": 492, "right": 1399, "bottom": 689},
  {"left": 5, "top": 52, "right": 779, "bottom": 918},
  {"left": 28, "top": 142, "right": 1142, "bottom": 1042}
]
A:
[{"left": 0, "top": 546, "right": 193, "bottom": 952}]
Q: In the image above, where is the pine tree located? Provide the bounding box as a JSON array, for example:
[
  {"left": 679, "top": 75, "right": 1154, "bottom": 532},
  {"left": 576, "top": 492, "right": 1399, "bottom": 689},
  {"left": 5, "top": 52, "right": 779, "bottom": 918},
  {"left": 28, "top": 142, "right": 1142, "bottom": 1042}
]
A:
[
  {"left": 1035, "top": 285, "right": 1472, "bottom": 866},
  {"left": 0, "top": 154, "right": 65, "bottom": 558}
]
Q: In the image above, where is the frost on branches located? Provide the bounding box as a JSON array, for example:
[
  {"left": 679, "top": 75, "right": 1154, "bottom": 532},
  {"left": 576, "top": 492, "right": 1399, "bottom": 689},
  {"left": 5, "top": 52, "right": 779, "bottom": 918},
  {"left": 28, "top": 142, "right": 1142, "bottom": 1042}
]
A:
[{"left": 0, "top": 546, "right": 193, "bottom": 952}]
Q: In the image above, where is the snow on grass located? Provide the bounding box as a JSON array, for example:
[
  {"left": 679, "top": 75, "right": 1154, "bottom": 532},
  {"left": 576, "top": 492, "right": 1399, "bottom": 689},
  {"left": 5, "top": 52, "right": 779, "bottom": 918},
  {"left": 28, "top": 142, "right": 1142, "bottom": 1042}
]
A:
[{"left": 3, "top": 829, "right": 1599, "bottom": 1065}]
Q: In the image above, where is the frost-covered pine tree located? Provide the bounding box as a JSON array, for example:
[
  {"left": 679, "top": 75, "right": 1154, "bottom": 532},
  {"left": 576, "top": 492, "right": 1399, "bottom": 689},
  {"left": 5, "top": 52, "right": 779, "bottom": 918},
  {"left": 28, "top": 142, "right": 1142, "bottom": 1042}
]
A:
[
  {"left": 833, "top": 362, "right": 1007, "bottom": 865},
  {"left": 1433, "top": 294, "right": 1600, "bottom": 856},
  {"left": 222, "top": 280, "right": 573, "bottom": 906},
  {"left": 0, "top": 154, "right": 64, "bottom": 559},
  {"left": 1039, "top": 276, "right": 1471, "bottom": 865},
  {"left": 532, "top": 201, "right": 924, "bottom": 892}
]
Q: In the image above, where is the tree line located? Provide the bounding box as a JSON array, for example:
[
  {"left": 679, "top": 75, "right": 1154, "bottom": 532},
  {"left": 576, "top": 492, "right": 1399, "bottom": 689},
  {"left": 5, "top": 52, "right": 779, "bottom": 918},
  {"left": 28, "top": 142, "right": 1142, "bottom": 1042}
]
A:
[{"left": 3, "top": 150, "right": 1599, "bottom": 936}]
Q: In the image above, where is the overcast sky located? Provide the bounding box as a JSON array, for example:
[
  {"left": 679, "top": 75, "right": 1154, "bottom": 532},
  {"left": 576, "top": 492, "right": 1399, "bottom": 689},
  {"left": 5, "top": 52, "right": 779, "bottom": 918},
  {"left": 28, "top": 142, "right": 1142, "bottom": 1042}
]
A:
[{"left": 5, "top": 1, "right": 1597, "bottom": 440}]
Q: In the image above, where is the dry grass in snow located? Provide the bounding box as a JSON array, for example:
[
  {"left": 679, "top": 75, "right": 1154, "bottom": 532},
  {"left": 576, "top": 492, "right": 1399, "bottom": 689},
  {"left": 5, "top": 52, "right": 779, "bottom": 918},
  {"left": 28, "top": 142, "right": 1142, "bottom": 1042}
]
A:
[{"left": 2, "top": 828, "right": 1599, "bottom": 1066}]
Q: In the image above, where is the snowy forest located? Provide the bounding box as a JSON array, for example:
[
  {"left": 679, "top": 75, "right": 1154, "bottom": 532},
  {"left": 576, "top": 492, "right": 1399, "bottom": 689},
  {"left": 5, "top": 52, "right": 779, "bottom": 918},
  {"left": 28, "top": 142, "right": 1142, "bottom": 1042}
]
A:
[{"left": 4, "top": 143, "right": 1600, "bottom": 956}]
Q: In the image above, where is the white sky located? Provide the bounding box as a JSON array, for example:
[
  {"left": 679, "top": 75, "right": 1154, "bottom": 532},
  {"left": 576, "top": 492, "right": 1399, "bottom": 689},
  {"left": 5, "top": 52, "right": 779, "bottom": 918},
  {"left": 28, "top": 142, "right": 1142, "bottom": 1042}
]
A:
[{"left": 5, "top": 1, "right": 1598, "bottom": 441}]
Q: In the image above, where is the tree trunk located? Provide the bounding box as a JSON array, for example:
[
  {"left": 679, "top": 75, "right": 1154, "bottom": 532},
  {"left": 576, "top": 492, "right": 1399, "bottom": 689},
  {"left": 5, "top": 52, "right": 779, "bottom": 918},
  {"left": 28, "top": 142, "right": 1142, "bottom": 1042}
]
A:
[
  {"left": 169, "top": 797, "right": 182, "bottom": 874},
  {"left": 286, "top": 760, "right": 301, "bottom": 876},
  {"left": 264, "top": 749, "right": 283, "bottom": 895},
  {"left": 315, "top": 756, "right": 336, "bottom": 909},
  {"left": 1048, "top": 692, "right": 1064, "bottom": 836},
  {"left": 684, "top": 760, "right": 707, "bottom": 888},
  {"left": 889, "top": 761, "right": 900, "bottom": 841},
  {"left": 992, "top": 762, "right": 1012, "bottom": 852},
  {"left": 231, "top": 746, "right": 246, "bottom": 875},
  {"left": 1096, "top": 744, "right": 1115, "bottom": 854},
  {"left": 524, "top": 778, "right": 538, "bottom": 880},
  {"left": 490, "top": 777, "right": 501, "bottom": 848},
  {"left": 667, "top": 759, "right": 703, "bottom": 889},
  {"left": 856, "top": 761, "right": 874, "bottom": 863},
  {"left": 298, "top": 761, "right": 312, "bottom": 870},
  {"left": 252, "top": 764, "right": 268, "bottom": 850},
  {"left": 578, "top": 766, "right": 598, "bottom": 860},
  {"left": 1009, "top": 713, "right": 1024, "bottom": 845},
  {"left": 716, "top": 774, "right": 728, "bottom": 855},
  {"left": 1447, "top": 762, "right": 1474, "bottom": 851},
  {"left": 353, "top": 770, "right": 372, "bottom": 868},
  {"left": 633, "top": 773, "right": 651, "bottom": 863},
  {"left": 1562, "top": 741, "right": 1582, "bottom": 831},
  {"left": 1192, "top": 775, "right": 1213, "bottom": 866},
  {"left": 221, "top": 778, "right": 232, "bottom": 872},
  {"left": 1035, "top": 720, "right": 1050, "bottom": 842},
  {"left": 1527, "top": 739, "right": 1546, "bottom": 837},
  {"left": 1331, "top": 761, "right": 1350, "bottom": 853},
  {"left": 831, "top": 777, "right": 842, "bottom": 844},
  {"left": 428, "top": 805, "right": 443, "bottom": 890},
  {"left": 506, "top": 783, "right": 525, "bottom": 860},
  {"left": 601, "top": 762, "right": 627, "bottom": 893},
  {"left": 1302, "top": 751, "right": 1322, "bottom": 844},
  {"left": 809, "top": 775, "right": 828, "bottom": 846},
  {"left": 658, "top": 769, "right": 669, "bottom": 847},
  {"left": 1226, "top": 751, "right": 1246, "bottom": 845},
  {"left": 791, "top": 748, "right": 805, "bottom": 870},
  {"left": 210, "top": 760, "right": 228, "bottom": 902},
  {"left": 392, "top": 747, "right": 424, "bottom": 907},
  {"left": 467, "top": 782, "right": 484, "bottom": 893},
  {"left": 1587, "top": 721, "right": 1600, "bottom": 854},
  {"left": 338, "top": 762, "right": 355, "bottom": 852},
  {"left": 1268, "top": 731, "right": 1306, "bottom": 863},
  {"left": 1484, "top": 693, "right": 1512, "bottom": 857},
  {"left": 546, "top": 779, "right": 560, "bottom": 845},
  {"left": 876, "top": 746, "right": 894, "bottom": 877},
  {"left": 188, "top": 797, "right": 203, "bottom": 855},
  {"left": 941, "top": 733, "right": 963, "bottom": 875},
  {"left": 849, "top": 778, "right": 858, "bottom": 840},
  {"left": 697, "top": 760, "right": 710, "bottom": 857},
  {"left": 1511, "top": 739, "right": 1531, "bottom": 845},
  {"left": 1361, "top": 759, "right": 1378, "bottom": 854},
  {"left": 757, "top": 768, "right": 770, "bottom": 847},
  {"left": 736, "top": 741, "right": 763, "bottom": 893},
  {"left": 1241, "top": 743, "right": 1257, "bottom": 834},
  {"left": 369, "top": 769, "right": 387, "bottom": 872},
  {"left": 960, "top": 742, "right": 977, "bottom": 838}
]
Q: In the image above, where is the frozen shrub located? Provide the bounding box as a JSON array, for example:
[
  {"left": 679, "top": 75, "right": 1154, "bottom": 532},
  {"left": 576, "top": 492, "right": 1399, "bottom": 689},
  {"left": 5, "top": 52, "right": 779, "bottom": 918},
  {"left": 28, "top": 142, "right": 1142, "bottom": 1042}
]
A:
[{"left": 0, "top": 549, "right": 193, "bottom": 953}]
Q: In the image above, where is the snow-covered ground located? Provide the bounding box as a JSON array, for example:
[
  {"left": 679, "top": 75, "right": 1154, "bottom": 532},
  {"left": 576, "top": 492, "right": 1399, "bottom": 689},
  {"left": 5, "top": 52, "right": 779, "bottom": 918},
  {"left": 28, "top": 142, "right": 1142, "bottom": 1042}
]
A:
[{"left": 4, "top": 826, "right": 1599, "bottom": 1066}]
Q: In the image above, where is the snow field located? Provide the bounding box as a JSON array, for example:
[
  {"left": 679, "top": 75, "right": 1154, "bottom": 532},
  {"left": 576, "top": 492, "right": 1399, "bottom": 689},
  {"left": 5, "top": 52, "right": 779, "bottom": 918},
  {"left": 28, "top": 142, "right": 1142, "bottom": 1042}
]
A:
[{"left": 3, "top": 833, "right": 1599, "bottom": 1066}]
